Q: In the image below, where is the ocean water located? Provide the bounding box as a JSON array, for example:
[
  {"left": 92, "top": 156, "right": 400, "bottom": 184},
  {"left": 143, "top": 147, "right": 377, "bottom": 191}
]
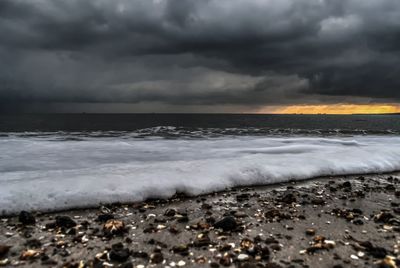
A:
[{"left": 0, "top": 114, "right": 400, "bottom": 215}]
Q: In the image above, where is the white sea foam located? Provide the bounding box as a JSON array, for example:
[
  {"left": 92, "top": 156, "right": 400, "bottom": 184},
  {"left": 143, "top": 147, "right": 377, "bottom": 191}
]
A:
[{"left": 1, "top": 135, "right": 400, "bottom": 215}]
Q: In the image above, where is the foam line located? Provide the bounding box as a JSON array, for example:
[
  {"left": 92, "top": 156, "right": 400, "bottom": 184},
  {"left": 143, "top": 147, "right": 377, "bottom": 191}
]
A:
[{"left": 1, "top": 135, "right": 400, "bottom": 215}]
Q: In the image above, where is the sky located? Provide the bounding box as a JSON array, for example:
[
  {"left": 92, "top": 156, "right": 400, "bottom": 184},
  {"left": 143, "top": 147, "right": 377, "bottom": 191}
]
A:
[{"left": 0, "top": 0, "right": 400, "bottom": 113}]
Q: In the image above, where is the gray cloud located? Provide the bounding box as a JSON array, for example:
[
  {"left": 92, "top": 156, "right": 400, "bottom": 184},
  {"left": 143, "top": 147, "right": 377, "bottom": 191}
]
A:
[{"left": 0, "top": 0, "right": 400, "bottom": 112}]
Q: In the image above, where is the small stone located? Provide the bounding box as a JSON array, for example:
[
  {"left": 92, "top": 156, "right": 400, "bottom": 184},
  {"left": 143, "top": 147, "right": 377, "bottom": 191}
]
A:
[
  {"left": 342, "top": 181, "right": 352, "bottom": 188},
  {"left": 305, "top": 228, "right": 316, "bottom": 236},
  {"left": 210, "top": 262, "right": 220, "bottom": 268},
  {"left": 103, "top": 219, "right": 126, "bottom": 236},
  {"left": 19, "top": 211, "right": 36, "bottom": 225},
  {"left": 0, "top": 245, "right": 11, "bottom": 257},
  {"left": 164, "top": 208, "right": 177, "bottom": 217},
  {"left": 374, "top": 212, "right": 394, "bottom": 223},
  {"left": 201, "top": 203, "right": 212, "bottom": 210},
  {"left": 195, "top": 256, "right": 207, "bottom": 264},
  {"left": 240, "top": 238, "right": 254, "bottom": 250},
  {"left": 109, "top": 243, "right": 130, "bottom": 262},
  {"left": 0, "top": 259, "right": 10, "bottom": 266},
  {"left": 177, "top": 260, "right": 186, "bottom": 266},
  {"left": 172, "top": 245, "right": 189, "bottom": 256},
  {"left": 176, "top": 215, "right": 189, "bottom": 223},
  {"left": 20, "top": 249, "right": 42, "bottom": 260},
  {"left": 194, "top": 233, "right": 211, "bottom": 247},
  {"left": 237, "top": 254, "right": 249, "bottom": 261},
  {"left": 96, "top": 214, "right": 114, "bottom": 222},
  {"left": 280, "top": 192, "right": 297, "bottom": 204},
  {"left": 131, "top": 251, "right": 149, "bottom": 259},
  {"left": 55, "top": 216, "right": 77, "bottom": 228},
  {"left": 376, "top": 256, "right": 397, "bottom": 268},
  {"left": 219, "top": 253, "right": 232, "bottom": 266},
  {"left": 150, "top": 252, "right": 164, "bottom": 264},
  {"left": 214, "top": 216, "right": 237, "bottom": 231}
]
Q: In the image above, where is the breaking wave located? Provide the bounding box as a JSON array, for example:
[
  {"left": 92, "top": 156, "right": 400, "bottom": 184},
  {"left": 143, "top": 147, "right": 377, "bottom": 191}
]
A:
[{"left": 1, "top": 132, "right": 400, "bottom": 215}]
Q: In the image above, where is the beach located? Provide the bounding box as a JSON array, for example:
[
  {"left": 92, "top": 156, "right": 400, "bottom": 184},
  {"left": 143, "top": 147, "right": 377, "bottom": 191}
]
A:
[{"left": 1, "top": 172, "right": 399, "bottom": 268}]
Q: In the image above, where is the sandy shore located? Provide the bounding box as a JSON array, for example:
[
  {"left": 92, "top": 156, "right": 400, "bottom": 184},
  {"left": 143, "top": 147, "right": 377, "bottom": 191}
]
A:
[{"left": 1, "top": 173, "right": 400, "bottom": 268}]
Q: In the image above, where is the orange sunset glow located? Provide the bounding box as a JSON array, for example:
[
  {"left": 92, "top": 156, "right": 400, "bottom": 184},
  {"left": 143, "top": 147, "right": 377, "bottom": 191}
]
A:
[{"left": 268, "top": 104, "right": 400, "bottom": 114}]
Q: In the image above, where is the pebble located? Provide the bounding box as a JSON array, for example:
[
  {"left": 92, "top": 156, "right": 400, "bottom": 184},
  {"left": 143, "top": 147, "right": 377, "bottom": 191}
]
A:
[
  {"left": 150, "top": 252, "right": 164, "bottom": 264},
  {"left": 109, "top": 243, "right": 130, "bottom": 262},
  {"left": 213, "top": 216, "right": 237, "bottom": 231},
  {"left": 55, "top": 216, "right": 77, "bottom": 228},
  {"left": 18, "top": 211, "right": 36, "bottom": 225},
  {"left": 0, "top": 245, "right": 11, "bottom": 257},
  {"left": 305, "top": 228, "right": 316, "bottom": 236},
  {"left": 237, "top": 254, "right": 250, "bottom": 261},
  {"left": 103, "top": 219, "right": 126, "bottom": 236}
]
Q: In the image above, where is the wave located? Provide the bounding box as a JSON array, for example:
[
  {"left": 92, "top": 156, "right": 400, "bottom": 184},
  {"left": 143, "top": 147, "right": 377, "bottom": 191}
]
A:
[
  {"left": 1, "top": 134, "right": 400, "bottom": 215},
  {"left": 0, "top": 126, "right": 399, "bottom": 140}
]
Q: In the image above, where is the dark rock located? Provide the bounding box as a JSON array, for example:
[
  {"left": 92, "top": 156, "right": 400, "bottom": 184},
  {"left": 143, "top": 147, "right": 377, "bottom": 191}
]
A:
[
  {"left": 236, "top": 193, "right": 250, "bottom": 202},
  {"left": 265, "top": 238, "right": 279, "bottom": 244},
  {"left": 219, "top": 244, "right": 233, "bottom": 252},
  {"left": 385, "top": 184, "right": 396, "bottom": 191},
  {"left": 19, "top": 211, "right": 36, "bottom": 225},
  {"left": 305, "top": 228, "right": 316, "bottom": 236},
  {"left": 55, "top": 216, "right": 77, "bottom": 228},
  {"left": 201, "top": 203, "right": 212, "bottom": 210},
  {"left": 119, "top": 262, "right": 133, "bottom": 268},
  {"left": 96, "top": 214, "right": 114, "bottom": 222},
  {"left": 214, "top": 216, "right": 237, "bottom": 231},
  {"left": 150, "top": 252, "right": 164, "bottom": 264},
  {"left": 219, "top": 253, "right": 232, "bottom": 266},
  {"left": 358, "top": 241, "right": 388, "bottom": 258},
  {"left": 131, "top": 251, "right": 149, "bottom": 259},
  {"left": 374, "top": 212, "right": 394, "bottom": 223},
  {"left": 164, "top": 208, "right": 177, "bottom": 217},
  {"left": 109, "top": 243, "right": 130, "bottom": 262},
  {"left": 194, "top": 233, "right": 212, "bottom": 247},
  {"left": 206, "top": 216, "right": 216, "bottom": 224},
  {"left": 342, "top": 181, "right": 352, "bottom": 188},
  {"left": 172, "top": 244, "right": 189, "bottom": 256},
  {"left": 0, "top": 245, "right": 11, "bottom": 257},
  {"left": 176, "top": 215, "right": 189, "bottom": 223},
  {"left": 258, "top": 246, "right": 270, "bottom": 260},
  {"left": 280, "top": 192, "right": 297, "bottom": 204}
]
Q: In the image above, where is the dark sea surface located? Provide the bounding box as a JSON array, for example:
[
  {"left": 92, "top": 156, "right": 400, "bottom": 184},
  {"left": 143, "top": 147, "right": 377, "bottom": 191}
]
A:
[{"left": 0, "top": 114, "right": 399, "bottom": 137}]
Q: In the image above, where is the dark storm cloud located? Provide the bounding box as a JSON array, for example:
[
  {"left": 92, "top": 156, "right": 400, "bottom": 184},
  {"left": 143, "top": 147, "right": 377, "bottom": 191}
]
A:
[{"left": 0, "top": 0, "right": 400, "bottom": 111}]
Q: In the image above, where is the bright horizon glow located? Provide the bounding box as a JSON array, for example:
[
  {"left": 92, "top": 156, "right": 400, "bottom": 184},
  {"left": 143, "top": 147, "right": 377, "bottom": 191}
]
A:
[{"left": 265, "top": 104, "right": 400, "bottom": 114}]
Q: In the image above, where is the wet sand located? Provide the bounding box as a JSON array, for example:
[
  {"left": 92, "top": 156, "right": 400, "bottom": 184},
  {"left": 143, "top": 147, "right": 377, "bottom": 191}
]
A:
[{"left": 1, "top": 173, "right": 400, "bottom": 268}]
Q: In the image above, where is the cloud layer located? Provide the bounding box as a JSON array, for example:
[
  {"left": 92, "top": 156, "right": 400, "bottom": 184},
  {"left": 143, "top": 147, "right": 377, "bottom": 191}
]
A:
[{"left": 1, "top": 0, "right": 400, "bottom": 112}]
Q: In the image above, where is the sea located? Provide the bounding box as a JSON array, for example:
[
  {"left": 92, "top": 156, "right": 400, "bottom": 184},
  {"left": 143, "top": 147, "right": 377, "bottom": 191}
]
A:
[{"left": 1, "top": 114, "right": 400, "bottom": 215}]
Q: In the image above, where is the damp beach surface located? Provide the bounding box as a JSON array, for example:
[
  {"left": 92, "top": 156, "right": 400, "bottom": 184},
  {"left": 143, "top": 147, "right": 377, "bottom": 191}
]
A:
[{"left": 1, "top": 173, "right": 399, "bottom": 268}]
